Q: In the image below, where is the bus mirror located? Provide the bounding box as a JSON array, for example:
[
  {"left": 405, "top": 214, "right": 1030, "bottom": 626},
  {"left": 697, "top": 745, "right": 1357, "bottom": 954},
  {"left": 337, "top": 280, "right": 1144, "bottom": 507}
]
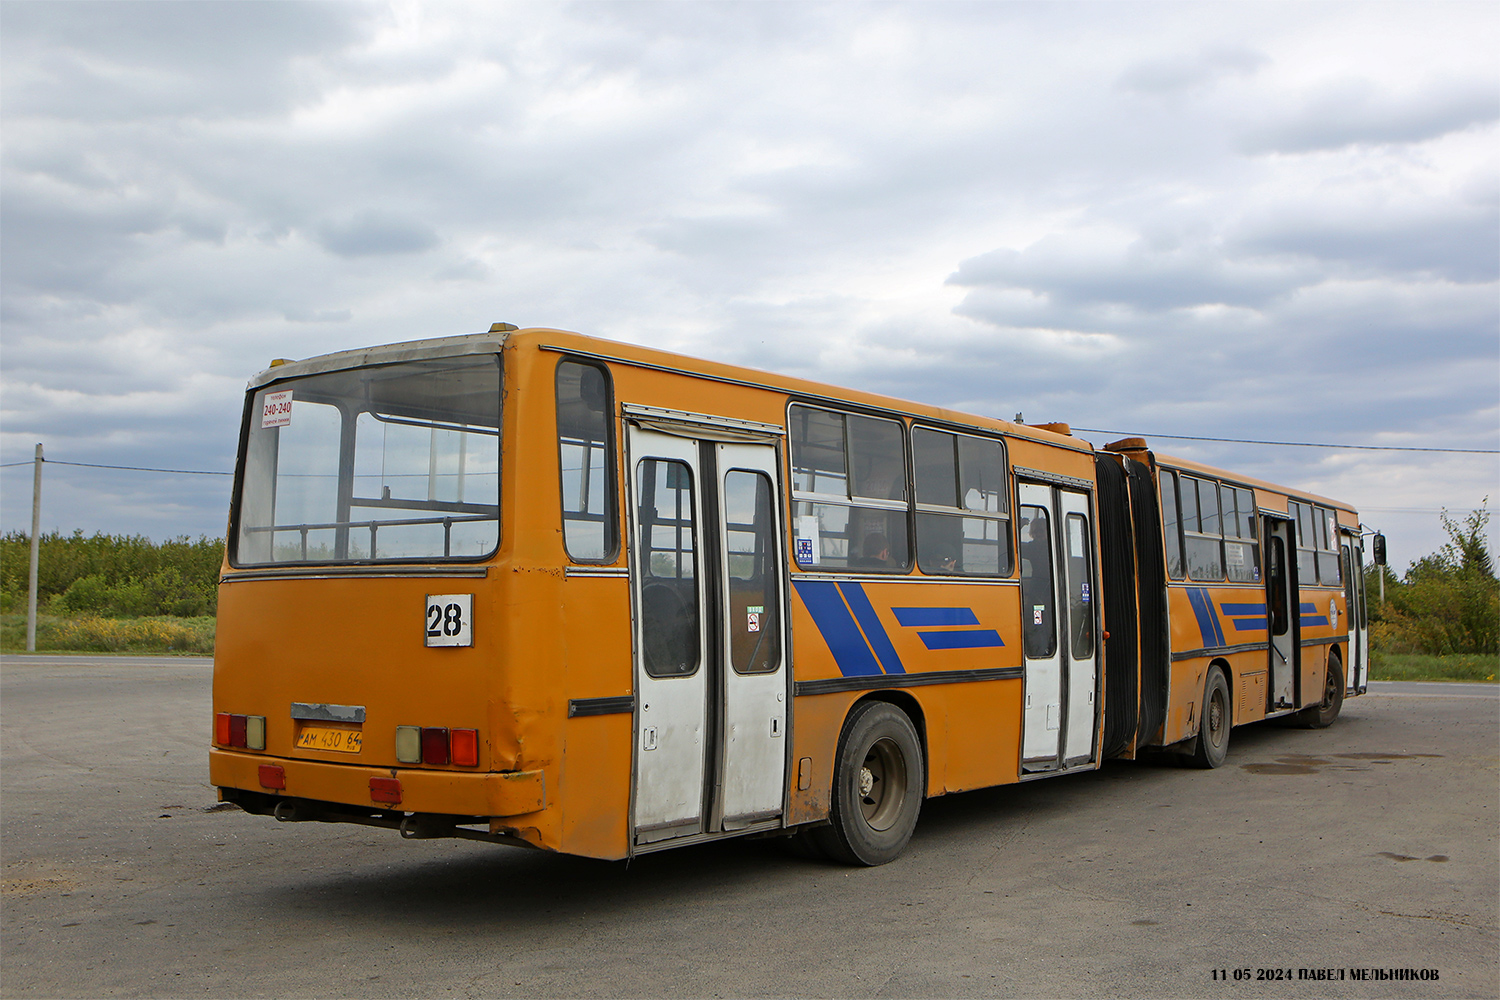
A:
[{"left": 1372, "top": 533, "right": 1387, "bottom": 566}]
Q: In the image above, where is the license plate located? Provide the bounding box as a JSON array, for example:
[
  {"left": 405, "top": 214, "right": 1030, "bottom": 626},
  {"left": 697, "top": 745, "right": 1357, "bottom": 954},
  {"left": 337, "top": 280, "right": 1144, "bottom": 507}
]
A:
[{"left": 297, "top": 725, "right": 363, "bottom": 754}]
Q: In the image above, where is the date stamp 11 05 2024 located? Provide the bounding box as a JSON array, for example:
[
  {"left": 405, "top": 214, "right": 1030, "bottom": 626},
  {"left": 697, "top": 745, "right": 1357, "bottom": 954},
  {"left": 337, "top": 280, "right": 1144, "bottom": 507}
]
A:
[{"left": 1213, "top": 968, "right": 1441, "bottom": 983}]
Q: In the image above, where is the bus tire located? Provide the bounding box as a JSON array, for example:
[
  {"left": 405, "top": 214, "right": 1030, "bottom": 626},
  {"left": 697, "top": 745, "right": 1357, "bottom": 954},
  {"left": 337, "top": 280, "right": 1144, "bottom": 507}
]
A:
[
  {"left": 812, "top": 700, "right": 923, "bottom": 866},
  {"left": 1295, "top": 654, "right": 1344, "bottom": 729},
  {"left": 1188, "top": 667, "right": 1231, "bottom": 769}
]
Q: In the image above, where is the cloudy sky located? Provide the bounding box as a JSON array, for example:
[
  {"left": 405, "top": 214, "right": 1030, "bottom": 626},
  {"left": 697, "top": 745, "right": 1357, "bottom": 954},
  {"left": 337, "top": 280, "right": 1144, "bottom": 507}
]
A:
[{"left": 2, "top": 0, "right": 1496, "bottom": 571}]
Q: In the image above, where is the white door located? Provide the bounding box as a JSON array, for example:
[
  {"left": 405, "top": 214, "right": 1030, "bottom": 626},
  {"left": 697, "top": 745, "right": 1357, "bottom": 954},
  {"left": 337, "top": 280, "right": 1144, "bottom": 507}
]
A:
[
  {"left": 1018, "top": 482, "right": 1099, "bottom": 770},
  {"left": 716, "top": 443, "right": 788, "bottom": 830},
  {"left": 1019, "top": 483, "right": 1062, "bottom": 767},
  {"left": 629, "top": 429, "right": 709, "bottom": 843},
  {"left": 1057, "top": 491, "right": 1099, "bottom": 765},
  {"left": 1343, "top": 534, "right": 1368, "bottom": 692},
  {"left": 628, "top": 426, "right": 789, "bottom": 845},
  {"left": 1265, "top": 516, "right": 1297, "bottom": 709}
]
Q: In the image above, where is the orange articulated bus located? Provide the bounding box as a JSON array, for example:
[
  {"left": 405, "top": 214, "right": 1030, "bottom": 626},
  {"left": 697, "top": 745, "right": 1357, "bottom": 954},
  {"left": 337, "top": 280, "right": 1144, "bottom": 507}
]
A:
[{"left": 210, "top": 325, "right": 1368, "bottom": 865}]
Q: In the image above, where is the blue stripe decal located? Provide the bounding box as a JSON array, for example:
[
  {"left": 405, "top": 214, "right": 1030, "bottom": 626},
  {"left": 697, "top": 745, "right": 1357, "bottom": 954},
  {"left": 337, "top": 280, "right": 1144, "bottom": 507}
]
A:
[
  {"left": 791, "top": 580, "right": 882, "bottom": 677},
  {"left": 1221, "top": 601, "right": 1268, "bottom": 633},
  {"left": 1299, "top": 602, "right": 1328, "bottom": 627},
  {"left": 839, "top": 583, "right": 906, "bottom": 674},
  {"left": 1186, "top": 588, "right": 1225, "bottom": 647},
  {"left": 893, "top": 607, "right": 980, "bottom": 627},
  {"left": 918, "top": 629, "right": 1005, "bottom": 650}
]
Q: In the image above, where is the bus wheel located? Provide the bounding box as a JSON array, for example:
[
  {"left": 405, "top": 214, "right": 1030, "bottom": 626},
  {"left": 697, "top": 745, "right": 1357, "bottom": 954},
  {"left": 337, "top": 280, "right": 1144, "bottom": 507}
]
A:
[
  {"left": 1295, "top": 655, "right": 1344, "bottom": 729},
  {"left": 813, "top": 701, "right": 923, "bottom": 866},
  {"left": 1189, "top": 668, "right": 1231, "bottom": 769}
]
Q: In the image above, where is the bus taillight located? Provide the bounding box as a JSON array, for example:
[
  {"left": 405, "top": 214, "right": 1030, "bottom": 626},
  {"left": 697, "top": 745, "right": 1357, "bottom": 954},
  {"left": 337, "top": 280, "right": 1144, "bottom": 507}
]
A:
[
  {"left": 215, "top": 712, "right": 265, "bottom": 750},
  {"left": 451, "top": 729, "right": 478, "bottom": 767},
  {"left": 421, "top": 727, "right": 450, "bottom": 765},
  {"left": 395, "top": 726, "right": 479, "bottom": 766}
]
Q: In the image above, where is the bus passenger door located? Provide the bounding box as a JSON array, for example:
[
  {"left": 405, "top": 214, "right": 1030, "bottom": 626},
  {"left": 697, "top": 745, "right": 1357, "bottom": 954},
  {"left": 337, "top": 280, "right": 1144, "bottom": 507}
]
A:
[
  {"left": 1265, "top": 515, "right": 1298, "bottom": 709},
  {"left": 1018, "top": 484, "right": 1062, "bottom": 769},
  {"left": 1342, "top": 533, "right": 1367, "bottom": 692},
  {"left": 628, "top": 429, "right": 710, "bottom": 844},
  {"left": 627, "top": 422, "right": 789, "bottom": 846},
  {"left": 714, "top": 443, "right": 788, "bottom": 831},
  {"left": 1057, "top": 490, "right": 1099, "bottom": 766},
  {"left": 1019, "top": 481, "right": 1100, "bottom": 772}
]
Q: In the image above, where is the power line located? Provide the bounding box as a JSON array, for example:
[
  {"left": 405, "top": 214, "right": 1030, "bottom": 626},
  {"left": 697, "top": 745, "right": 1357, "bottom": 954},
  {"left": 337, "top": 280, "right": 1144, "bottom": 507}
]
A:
[
  {"left": 1, "top": 458, "right": 232, "bottom": 475},
  {"left": 1071, "top": 428, "right": 1498, "bottom": 454}
]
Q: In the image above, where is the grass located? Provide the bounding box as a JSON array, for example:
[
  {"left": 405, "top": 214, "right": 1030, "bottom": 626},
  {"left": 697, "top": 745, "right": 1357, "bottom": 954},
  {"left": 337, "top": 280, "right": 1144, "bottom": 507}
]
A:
[
  {"left": 1368, "top": 650, "right": 1498, "bottom": 683},
  {"left": 0, "top": 613, "right": 215, "bottom": 655}
]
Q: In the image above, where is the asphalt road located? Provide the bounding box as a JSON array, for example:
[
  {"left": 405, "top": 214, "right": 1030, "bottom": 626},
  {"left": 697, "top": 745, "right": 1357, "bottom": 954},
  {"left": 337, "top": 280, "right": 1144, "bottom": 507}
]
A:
[{"left": 2, "top": 656, "right": 1496, "bottom": 999}]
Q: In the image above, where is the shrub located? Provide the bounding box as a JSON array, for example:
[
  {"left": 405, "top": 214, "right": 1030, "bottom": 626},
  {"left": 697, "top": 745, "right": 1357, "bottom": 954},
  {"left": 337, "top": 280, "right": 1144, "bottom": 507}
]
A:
[
  {"left": 0, "top": 531, "right": 222, "bottom": 617},
  {"left": 1371, "top": 503, "right": 1498, "bottom": 656}
]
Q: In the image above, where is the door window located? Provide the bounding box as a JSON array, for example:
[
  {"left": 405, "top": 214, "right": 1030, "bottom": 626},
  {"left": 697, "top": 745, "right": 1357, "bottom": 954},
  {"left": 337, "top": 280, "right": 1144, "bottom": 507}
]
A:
[
  {"left": 637, "top": 459, "right": 700, "bottom": 677},
  {"left": 1066, "top": 513, "right": 1095, "bottom": 660},
  {"left": 1019, "top": 505, "right": 1057, "bottom": 658},
  {"left": 724, "top": 470, "right": 781, "bottom": 674}
]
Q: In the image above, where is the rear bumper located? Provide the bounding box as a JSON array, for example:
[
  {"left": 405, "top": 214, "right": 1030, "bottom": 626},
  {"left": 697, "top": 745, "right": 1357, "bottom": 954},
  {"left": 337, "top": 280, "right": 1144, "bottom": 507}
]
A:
[{"left": 209, "top": 748, "right": 546, "bottom": 817}]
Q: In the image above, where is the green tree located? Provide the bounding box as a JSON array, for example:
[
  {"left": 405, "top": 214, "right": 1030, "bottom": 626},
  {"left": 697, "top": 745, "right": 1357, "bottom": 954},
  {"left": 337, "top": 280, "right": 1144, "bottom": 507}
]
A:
[{"left": 1373, "top": 502, "right": 1498, "bottom": 656}]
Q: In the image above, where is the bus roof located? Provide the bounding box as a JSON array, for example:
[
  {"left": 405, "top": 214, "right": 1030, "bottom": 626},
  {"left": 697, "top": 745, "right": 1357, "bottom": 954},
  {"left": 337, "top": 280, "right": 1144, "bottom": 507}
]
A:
[
  {"left": 247, "top": 325, "right": 1357, "bottom": 515},
  {"left": 1109, "top": 443, "right": 1357, "bottom": 515},
  {"left": 248, "top": 325, "right": 1094, "bottom": 455}
]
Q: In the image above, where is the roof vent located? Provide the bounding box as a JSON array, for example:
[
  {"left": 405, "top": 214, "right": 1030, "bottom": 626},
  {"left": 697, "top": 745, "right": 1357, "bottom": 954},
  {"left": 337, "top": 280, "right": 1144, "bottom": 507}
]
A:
[
  {"left": 268, "top": 358, "right": 294, "bottom": 367},
  {"left": 1105, "top": 437, "right": 1149, "bottom": 452},
  {"left": 1030, "top": 422, "right": 1071, "bottom": 436},
  {"left": 489, "top": 322, "right": 519, "bottom": 333}
]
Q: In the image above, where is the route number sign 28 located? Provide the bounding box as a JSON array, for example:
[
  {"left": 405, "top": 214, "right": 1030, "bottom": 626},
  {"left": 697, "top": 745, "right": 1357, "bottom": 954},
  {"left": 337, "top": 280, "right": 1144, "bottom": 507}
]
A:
[{"left": 425, "top": 594, "right": 473, "bottom": 647}]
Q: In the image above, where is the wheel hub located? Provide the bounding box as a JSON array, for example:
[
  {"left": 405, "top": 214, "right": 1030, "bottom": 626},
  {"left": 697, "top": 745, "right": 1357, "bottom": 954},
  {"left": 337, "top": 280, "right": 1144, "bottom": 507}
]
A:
[{"left": 858, "top": 766, "right": 875, "bottom": 799}]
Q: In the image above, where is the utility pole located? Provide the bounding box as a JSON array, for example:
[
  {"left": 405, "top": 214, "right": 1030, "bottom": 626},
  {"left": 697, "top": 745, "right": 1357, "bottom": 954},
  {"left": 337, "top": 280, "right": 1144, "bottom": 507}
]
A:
[{"left": 27, "top": 443, "right": 43, "bottom": 652}]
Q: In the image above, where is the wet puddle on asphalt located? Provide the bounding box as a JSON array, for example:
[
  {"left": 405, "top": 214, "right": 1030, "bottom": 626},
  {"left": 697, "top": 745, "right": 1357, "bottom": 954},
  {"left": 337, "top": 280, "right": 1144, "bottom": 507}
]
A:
[{"left": 1240, "top": 751, "right": 1443, "bottom": 775}]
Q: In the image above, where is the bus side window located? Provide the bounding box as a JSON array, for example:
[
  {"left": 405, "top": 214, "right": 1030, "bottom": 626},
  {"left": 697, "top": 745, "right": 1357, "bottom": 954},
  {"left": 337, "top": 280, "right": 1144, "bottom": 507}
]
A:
[
  {"left": 556, "top": 360, "right": 618, "bottom": 562},
  {"left": 1159, "top": 469, "right": 1184, "bottom": 580},
  {"left": 1316, "top": 508, "right": 1343, "bottom": 585},
  {"left": 789, "top": 405, "right": 911, "bottom": 572},
  {"left": 912, "top": 427, "right": 1011, "bottom": 576},
  {"left": 1019, "top": 505, "right": 1056, "bottom": 658}
]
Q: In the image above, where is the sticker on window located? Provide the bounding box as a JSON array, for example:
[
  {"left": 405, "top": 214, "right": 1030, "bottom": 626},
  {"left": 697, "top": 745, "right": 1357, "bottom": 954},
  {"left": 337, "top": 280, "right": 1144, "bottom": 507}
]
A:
[
  {"left": 795, "top": 515, "right": 820, "bottom": 567},
  {"left": 1033, "top": 605, "right": 1045, "bottom": 625},
  {"left": 1080, "top": 583, "right": 1090, "bottom": 604},
  {"left": 261, "top": 390, "right": 293, "bottom": 429},
  {"left": 747, "top": 612, "right": 761, "bottom": 633}
]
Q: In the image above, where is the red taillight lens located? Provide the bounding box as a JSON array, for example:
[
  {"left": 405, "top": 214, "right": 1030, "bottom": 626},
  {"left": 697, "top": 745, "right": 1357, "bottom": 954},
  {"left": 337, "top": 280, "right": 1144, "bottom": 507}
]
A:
[
  {"left": 215, "top": 713, "right": 232, "bottom": 745},
  {"left": 451, "top": 729, "right": 478, "bottom": 767},
  {"left": 228, "top": 714, "right": 248, "bottom": 748},
  {"left": 421, "top": 727, "right": 450, "bottom": 765},
  {"left": 258, "top": 764, "right": 286, "bottom": 790},
  {"left": 370, "top": 777, "right": 402, "bottom": 804}
]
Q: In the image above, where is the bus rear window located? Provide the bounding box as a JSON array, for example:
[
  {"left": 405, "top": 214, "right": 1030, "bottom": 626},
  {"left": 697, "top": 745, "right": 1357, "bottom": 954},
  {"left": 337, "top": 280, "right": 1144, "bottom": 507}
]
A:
[{"left": 234, "top": 355, "right": 501, "bottom": 565}]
